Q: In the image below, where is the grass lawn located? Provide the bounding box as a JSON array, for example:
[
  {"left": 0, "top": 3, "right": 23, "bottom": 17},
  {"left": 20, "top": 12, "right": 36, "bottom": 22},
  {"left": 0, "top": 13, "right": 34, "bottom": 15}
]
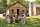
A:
[
  {"left": 0, "top": 16, "right": 40, "bottom": 27},
  {"left": 0, "top": 19, "right": 40, "bottom": 27}
]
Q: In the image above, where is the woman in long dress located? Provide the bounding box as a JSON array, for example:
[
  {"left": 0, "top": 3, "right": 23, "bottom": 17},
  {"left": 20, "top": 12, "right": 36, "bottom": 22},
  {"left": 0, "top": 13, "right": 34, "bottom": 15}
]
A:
[
  {"left": 21, "top": 10, "right": 26, "bottom": 24},
  {"left": 13, "top": 15, "right": 15, "bottom": 23},
  {"left": 6, "top": 15, "right": 10, "bottom": 23}
]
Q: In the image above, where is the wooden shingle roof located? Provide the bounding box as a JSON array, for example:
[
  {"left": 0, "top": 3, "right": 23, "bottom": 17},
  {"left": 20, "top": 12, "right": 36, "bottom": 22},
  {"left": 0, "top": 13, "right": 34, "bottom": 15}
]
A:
[{"left": 7, "top": 1, "right": 27, "bottom": 8}]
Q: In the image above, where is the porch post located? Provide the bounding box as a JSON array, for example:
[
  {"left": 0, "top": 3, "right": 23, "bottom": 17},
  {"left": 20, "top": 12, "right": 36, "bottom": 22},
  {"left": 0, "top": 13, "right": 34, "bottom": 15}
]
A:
[
  {"left": 6, "top": 9, "right": 9, "bottom": 16},
  {"left": 33, "top": 3, "right": 36, "bottom": 16},
  {"left": 29, "top": 2, "right": 32, "bottom": 16}
]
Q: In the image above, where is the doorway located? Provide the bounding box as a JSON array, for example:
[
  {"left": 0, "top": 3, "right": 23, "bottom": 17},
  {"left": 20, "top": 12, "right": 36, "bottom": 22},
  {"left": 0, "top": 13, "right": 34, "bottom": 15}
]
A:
[
  {"left": 17, "top": 9, "right": 19, "bottom": 18},
  {"left": 17, "top": 9, "right": 19, "bottom": 15}
]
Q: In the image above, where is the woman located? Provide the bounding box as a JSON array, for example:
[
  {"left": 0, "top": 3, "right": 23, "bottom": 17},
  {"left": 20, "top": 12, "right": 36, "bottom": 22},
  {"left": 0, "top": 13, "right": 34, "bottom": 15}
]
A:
[
  {"left": 21, "top": 14, "right": 26, "bottom": 24},
  {"left": 21, "top": 10, "right": 26, "bottom": 24},
  {"left": 6, "top": 15, "right": 10, "bottom": 23},
  {"left": 13, "top": 15, "right": 15, "bottom": 23},
  {"left": 10, "top": 16, "right": 13, "bottom": 23}
]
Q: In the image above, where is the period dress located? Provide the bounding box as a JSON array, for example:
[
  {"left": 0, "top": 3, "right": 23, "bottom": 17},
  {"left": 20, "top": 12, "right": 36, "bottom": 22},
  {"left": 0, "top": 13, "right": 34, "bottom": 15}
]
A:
[
  {"left": 6, "top": 15, "right": 10, "bottom": 23},
  {"left": 18, "top": 14, "right": 26, "bottom": 24},
  {"left": 13, "top": 16, "right": 15, "bottom": 23},
  {"left": 21, "top": 14, "right": 26, "bottom": 24}
]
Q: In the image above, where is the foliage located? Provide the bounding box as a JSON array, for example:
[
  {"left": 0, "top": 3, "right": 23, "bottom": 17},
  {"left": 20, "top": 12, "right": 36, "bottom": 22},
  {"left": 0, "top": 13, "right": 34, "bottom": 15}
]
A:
[
  {"left": 19, "top": 0, "right": 28, "bottom": 6},
  {"left": 0, "top": 0, "right": 7, "bottom": 13},
  {"left": 35, "top": 0, "right": 40, "bottom": 4},
  {"left": 7, "top": 0, "right": 28, "bottom": 6}
]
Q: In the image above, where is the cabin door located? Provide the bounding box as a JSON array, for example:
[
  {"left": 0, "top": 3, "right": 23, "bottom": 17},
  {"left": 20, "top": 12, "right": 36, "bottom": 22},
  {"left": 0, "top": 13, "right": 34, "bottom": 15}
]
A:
[{"left": 17, "top": 9, "right": 19, "bottom": 18}]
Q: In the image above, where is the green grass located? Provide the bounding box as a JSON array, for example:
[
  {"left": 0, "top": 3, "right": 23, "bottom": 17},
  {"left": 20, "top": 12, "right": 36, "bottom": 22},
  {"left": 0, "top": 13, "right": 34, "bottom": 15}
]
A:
[
  {"left": 0, "top": 16, "right": 40, "bottom": 27},
  {"left": 26, "top": 16, "right": 40, "bottom": 24},
  {"left": 0, "top": 19, "right": 40, "bottom": 27}
]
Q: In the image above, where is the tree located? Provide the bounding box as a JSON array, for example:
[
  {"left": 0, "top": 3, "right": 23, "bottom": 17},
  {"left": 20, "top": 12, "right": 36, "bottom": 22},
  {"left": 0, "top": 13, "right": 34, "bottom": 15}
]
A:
[
  {"left": 35, "top": 0, "right": 40, "bottom": 4},
  {"left": 18, "top": 0, "right": 28, "bottom": 5},
  {"left": 0, "top": 0, "right": 7, "bottom": 13},
  {"left": 7, "top": 0, "right": 28, "bottom": 6},
  {"left": 7, "top": 0, "right": 16, "bottom": 5}
]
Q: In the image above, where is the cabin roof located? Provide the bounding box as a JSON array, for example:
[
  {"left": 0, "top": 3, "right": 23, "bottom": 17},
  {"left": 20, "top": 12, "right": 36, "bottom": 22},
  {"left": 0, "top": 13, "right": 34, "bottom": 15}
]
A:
[{"left": 7, "top": 1, "right": 27, "bottom": 8}]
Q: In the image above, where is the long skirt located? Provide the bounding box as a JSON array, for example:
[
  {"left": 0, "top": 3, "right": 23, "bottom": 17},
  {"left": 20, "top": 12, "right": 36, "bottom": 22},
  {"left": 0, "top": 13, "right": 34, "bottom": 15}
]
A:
[
  {"left": 21, "top": 18, "right": 25, "bottom": 24},
  {"left": 6, "top": 18, "right": 10, "bottom": 23}
]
